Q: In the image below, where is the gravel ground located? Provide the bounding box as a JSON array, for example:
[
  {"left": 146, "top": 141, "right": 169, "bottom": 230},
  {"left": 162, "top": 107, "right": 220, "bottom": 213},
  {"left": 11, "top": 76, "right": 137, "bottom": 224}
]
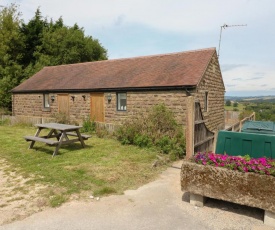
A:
[{"left": 181, "top": 191, "right": 273, "bottom": 230}]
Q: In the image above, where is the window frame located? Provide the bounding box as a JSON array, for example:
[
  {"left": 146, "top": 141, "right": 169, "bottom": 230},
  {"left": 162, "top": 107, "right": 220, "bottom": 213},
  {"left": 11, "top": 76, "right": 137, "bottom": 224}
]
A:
[
  {"left": 117, "top": 92, "right": 127, "bottom": 111},
  {"left": 43, "top": 93, "right": 50, "bottom": 109},
  {"left": 204, "top": 91, "right": 209, "bottom": 112}
]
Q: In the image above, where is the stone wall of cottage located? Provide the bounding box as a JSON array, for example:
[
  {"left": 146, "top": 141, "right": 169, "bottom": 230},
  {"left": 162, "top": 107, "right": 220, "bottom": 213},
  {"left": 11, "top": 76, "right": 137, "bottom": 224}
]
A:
[
  {"left": 105, "top": 91, "right": 188, "bottom": 126},
  {"left": 13, "top": 94, "right": 55, "bottom": 118},
  {"left": 196, "top": 54, "right": 225, "bottom": 131},
  {"left": 12, "top": 93, "right": 91, "bottom": 123},
  {"left": 12, "top": 91, "right": 189, "bottom": 126}
]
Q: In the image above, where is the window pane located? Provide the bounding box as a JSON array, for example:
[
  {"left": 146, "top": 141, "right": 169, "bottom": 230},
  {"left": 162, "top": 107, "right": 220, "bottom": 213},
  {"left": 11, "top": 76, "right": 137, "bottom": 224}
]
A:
[
  {"left": 118, "top": 93, "right": 127, "bottom": 111},
  {"left": 44, "top": 94, "right": 50, "bottom": 108}
]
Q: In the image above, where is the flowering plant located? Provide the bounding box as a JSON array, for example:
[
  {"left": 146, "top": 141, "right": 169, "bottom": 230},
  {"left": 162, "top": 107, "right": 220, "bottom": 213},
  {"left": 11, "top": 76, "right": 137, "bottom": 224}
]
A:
[{"left": 192, "top": 152, "right": 275, "bottom": 176}]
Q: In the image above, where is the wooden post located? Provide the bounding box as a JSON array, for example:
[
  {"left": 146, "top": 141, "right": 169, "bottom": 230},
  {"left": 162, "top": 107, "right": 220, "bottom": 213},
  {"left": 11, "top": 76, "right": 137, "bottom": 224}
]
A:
[
  {"left": 185, "top": 96, "right": 195, "bottom": 160},
  {"left": 212, "top": 131, "right": 218, "bottom": 153}
]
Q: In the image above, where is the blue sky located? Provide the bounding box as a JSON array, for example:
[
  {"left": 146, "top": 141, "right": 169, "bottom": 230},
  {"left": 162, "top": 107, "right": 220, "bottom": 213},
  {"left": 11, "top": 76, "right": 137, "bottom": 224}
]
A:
[{"left": 2, "top": 0, "right": 275, "bottom": 96}]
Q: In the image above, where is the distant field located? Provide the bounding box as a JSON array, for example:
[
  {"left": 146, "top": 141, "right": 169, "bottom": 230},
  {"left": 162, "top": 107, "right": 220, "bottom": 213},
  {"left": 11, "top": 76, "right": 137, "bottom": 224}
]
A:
[{"left": 224, "top": 102, "right": 244, "bottom": 111}]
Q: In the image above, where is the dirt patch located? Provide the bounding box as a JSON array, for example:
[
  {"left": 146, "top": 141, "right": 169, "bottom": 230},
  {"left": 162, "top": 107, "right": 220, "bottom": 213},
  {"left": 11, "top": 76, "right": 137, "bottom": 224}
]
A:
[{"left": 0, "top": 159, "right": 48, "bottom": 225}]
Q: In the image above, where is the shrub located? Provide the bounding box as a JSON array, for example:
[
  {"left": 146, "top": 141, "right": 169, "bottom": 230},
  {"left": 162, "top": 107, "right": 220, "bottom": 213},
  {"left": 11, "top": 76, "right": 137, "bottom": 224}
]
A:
[
  {"left": 115, "top": 104, "right": 185, "bottom": 159},
  {"left": 95, "top": 125, "right": 109, "bottom": 138},
  {"left": 0, "top": 107, "right": 11, "bottom": 115},
  {"left": 239, "top": 110, "right": 253, "bottom": 120},
  {"left": 81, "top": 116, "right": 96, "bottom": 133},
  {"left": 133, "top": 134, "right": 152, "bottom": 148},
  {"left": 53, "top": 112, "right": 70, "bottom": 124}
]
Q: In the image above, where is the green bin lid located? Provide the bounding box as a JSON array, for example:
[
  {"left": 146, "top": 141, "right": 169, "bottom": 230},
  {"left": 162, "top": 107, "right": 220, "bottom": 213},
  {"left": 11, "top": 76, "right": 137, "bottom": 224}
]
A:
[{"left": 241, "top": 121, "right": 275, "bottom": 134}]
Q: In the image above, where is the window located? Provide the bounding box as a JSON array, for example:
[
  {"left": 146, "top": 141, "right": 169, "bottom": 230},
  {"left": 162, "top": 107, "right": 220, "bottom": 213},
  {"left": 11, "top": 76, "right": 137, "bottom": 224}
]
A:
[
  {"left": 43, "top": 94, "right": 50, "bottom": 108},
  {"left": 117, "top": 93, "right": 127, "bottom": 111},
  {"left": 204, "top": 91, "right": 208, "bottom": 112}
]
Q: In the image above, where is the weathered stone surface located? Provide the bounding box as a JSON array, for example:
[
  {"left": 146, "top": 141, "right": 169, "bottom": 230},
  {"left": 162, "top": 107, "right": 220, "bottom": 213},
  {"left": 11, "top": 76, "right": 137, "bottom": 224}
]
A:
[{"left": 181, "top": 160, "right": 275, "bottom": 213}]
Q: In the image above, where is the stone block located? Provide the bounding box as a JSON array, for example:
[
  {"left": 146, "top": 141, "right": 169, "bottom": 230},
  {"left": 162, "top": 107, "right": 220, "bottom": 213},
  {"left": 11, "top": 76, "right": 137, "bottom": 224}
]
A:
[
  {"left": 190, "top": 193, "right": 206, "bottom": 207},
  {"left": 264, "top": 210, "right": 275, "bottom": 228},
  {"left": 181, "top": 160, "right": 275, "bottom": 214}
]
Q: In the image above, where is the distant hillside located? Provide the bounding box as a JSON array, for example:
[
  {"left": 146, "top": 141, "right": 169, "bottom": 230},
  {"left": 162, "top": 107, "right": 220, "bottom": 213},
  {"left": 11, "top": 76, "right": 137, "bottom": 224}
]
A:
[{"left": 225, "top": 96, "right": 275, "bottom": 102}]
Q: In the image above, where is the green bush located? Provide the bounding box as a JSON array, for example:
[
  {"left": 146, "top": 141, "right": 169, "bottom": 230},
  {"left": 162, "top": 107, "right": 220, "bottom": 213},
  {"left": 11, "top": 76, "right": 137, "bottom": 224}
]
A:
[
  {"left": 116, "top": 104, "right": 185, "bottom": 159},
  {"left": 0, "top": 107, "right": 11, "bottom": 115},
  {"left": 81, "top": 116, "right": 96, "bottom": 133},
  {"left": 95, "top": 125, "right": 109, "bottom": 138},
  {"left": 133, "top": 134, "right": 152, "bottom": 148}
]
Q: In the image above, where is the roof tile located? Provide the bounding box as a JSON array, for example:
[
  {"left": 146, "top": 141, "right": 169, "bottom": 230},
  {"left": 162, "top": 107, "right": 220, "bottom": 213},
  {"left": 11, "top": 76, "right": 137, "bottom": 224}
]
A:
[{"left": 12, "top": 47, "right": 216, "bottom": 92}]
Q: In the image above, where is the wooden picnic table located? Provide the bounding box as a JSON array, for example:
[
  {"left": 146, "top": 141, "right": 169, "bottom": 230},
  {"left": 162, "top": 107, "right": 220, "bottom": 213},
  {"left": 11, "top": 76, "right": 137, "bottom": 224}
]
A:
[{"left": 24, "top": 123, "right": 91, "bottom": 157}]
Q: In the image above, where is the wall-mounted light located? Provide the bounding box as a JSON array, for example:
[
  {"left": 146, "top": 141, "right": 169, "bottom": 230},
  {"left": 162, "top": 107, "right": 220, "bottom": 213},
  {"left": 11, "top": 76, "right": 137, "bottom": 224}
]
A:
[
  {"left": 71, "top": 95, "right": 75, "bottom": 101},
  {"left": 51, "top": 95, "right": 55, "bottom": 102},
  {"left": 107, "top": 93, "right": 112, "bottom": 102},
  {"left": 82, "top": 95, "right": 86, "bottom": 101}
]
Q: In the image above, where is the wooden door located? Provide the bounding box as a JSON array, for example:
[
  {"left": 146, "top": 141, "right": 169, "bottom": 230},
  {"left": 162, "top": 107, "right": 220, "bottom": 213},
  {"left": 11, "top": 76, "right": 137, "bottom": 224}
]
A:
[
  {"left": 58, "top": 94, "right": 69, "bottom": 116},
  {"left": 90, "top": 93, "right": 104, "bottom": 122}
]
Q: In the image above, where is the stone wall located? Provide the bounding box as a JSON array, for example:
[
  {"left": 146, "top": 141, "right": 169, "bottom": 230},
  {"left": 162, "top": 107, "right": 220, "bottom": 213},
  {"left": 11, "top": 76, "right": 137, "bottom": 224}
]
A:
[
  {"left": 12, "top": 91, "right": 189, "bottom": 126},
  {"left": 105, "top": 91, "right": 188, "bottom": 126},
  {"left": 12, "top": 94, "right": 54, "bottom": 118},
  {"left": 196, "top": 54, "right": 225, "bottom": 131}
]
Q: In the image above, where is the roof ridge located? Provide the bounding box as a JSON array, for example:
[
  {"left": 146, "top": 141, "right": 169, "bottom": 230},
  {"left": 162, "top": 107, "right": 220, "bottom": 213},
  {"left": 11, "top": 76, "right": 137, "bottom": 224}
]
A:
[{"left": 43, "top": 47, "right": 216, "bottom": 69}]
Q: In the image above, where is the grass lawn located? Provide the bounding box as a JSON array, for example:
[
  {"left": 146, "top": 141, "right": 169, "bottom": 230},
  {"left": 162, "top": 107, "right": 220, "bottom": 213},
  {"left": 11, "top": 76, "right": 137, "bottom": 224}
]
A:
[
  {"left": 224, "top": 102, "right": 244, "bottom": 111},
  {"left": 0, "top": 125, "right": 168, "bottom": 207}
]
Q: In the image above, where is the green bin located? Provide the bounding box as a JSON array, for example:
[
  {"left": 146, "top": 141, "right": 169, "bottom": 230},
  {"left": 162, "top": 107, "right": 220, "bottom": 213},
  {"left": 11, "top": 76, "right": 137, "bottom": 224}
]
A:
[
  {"left": 241, "top": 120, "right": 275, "bottom": 135},
  {"left": 215, "top": 130, "right": 275, "bottom": 159}
]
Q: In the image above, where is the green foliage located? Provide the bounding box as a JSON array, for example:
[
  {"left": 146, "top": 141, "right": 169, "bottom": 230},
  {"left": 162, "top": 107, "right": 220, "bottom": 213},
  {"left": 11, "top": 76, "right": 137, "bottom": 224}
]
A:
[
  {"left": 0, "top": 4, "right": 24, "bottom": 109},
  {"left": 49, "top": 194, "right": 67, "bottom": 207},
  {"left": 0, "top": 4, "right": 108, "bottom": 110},
  {"left": 81, "top": 116, "right": 96, "bottom": 133},
  {"left": 93, "top": 187, "right": 117, "bottom": 196},
  {"left": 0, "top": 107, "right": 11, "bottom": 115},
  {"left": 133, "top": 134, "right": 152, "bottom": 148},
  {"left": 0, "top": 118, "right": 10, "bottom": 126},
  {"left": 239, "top": 110, "right": 254, "bottom": 120},
  {"left": 233, "top": 102, "right": 238, "bottom": 107},
  {"left": 225, "top": 100, "right": 231, "bottom": 106},
  {"left": 240, "top": 101, "right": 275, "bottom": 121},
  {"left": 95, "top": 125, "right": 109, "bottom": 138},
  {"left": 116, "top": 104, "right": 185, "bottom": 159}
]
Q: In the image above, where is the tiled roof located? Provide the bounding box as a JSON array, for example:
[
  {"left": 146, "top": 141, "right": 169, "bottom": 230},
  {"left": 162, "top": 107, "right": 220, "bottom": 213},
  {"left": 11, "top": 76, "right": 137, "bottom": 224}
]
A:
[{"left": 12, "top": 48, "right": 216, "bottom": 92}]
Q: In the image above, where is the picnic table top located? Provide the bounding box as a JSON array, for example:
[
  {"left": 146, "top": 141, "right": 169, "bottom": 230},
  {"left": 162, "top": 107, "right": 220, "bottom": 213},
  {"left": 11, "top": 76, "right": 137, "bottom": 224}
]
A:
[{"left": 35, "top": 123, "right": 82, "bottom": 131}]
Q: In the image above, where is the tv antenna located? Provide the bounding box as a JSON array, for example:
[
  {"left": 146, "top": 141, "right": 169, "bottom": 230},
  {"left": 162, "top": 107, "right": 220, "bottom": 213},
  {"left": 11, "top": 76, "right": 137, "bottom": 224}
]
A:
[{"left": 217, "top": 24, "right": 247, "bottom": 58}]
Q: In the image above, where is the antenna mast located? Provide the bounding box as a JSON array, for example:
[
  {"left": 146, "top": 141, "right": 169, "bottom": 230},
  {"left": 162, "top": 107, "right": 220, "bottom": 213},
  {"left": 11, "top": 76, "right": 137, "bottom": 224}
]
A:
[{"left": 218, "top": 23, "right": 247, "bottom": 58}]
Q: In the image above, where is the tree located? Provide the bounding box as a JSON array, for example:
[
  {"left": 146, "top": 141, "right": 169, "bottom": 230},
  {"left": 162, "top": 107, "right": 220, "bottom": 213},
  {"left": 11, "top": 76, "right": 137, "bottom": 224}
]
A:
[
  {"left": 34, "top": 22, "right": 107, "bottom": 66},
  {"left": 225, "top": 100, "right": 231, "bottom": 106},
  {"left": 20, "top": 8, "right": 48, "bottom": 67},
  {"left": 0, "top": 5, "right": 108, "bottom": 110},
  {"left": 0, "top": 4, "right": 24, "bottom": 109},
  {"left": 23, "top": 14, "right": 108, "bottom": 78},
  {"left": 233, "top": 102, "right": 238, "bottom": 107}
]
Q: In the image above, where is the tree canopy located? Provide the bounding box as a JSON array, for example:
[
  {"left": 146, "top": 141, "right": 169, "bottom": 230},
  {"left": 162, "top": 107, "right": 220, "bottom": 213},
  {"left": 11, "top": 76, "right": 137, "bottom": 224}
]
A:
[{"left": 0, "top": 4, "right": 108, "bottom": 110}]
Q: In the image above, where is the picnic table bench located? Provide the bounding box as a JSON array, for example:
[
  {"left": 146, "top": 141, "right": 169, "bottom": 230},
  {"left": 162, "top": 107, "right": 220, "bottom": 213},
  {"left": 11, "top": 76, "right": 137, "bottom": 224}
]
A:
[{"left": 24, "top": 123, "right": 91, "bottom": 157}]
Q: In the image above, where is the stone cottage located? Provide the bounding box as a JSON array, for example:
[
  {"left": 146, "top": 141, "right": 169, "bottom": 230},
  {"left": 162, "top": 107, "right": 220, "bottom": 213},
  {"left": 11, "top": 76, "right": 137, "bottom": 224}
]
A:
[{"left": 11, "top": 47, "right": 225, "bottom": 132}]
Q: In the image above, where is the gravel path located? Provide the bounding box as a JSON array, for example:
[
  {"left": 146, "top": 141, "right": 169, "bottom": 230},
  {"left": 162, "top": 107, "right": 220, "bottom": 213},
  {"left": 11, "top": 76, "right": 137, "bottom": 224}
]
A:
[
  {"left": 0, "top": 160, "right": 273, "bottom": 230},
  {"left": 0, "top": 159, "right": 48, "bottom": 225}
]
